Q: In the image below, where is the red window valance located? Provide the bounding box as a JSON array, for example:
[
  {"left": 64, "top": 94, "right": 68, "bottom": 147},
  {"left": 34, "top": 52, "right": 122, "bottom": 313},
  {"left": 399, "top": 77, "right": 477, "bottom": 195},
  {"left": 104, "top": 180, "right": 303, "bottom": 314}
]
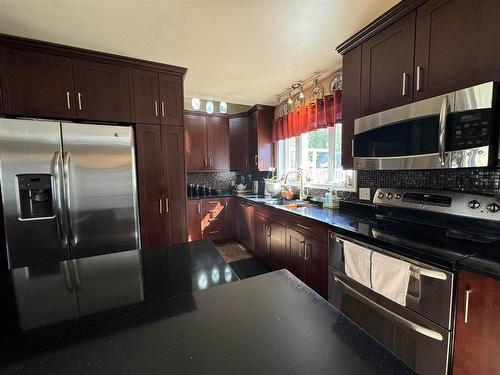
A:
[{"left": 273, "top": 89, "right": 342, "bottom": 142}]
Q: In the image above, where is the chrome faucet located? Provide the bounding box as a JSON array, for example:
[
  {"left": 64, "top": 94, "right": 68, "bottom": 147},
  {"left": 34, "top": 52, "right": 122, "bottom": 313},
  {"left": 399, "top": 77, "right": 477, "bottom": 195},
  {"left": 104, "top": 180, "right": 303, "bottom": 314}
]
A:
[{"left": 284, "top": 169, "right": 307, "bottom": 201}]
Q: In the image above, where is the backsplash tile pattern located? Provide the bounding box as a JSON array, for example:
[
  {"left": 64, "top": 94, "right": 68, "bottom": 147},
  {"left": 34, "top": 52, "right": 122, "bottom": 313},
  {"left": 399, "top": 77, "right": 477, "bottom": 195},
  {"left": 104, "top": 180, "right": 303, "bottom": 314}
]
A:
[
  {"left": 187, "top": 172, "right": 237, "bottom": 191},
  {"left": 358, "top": 168, "right": 500, "bottom": 197}
]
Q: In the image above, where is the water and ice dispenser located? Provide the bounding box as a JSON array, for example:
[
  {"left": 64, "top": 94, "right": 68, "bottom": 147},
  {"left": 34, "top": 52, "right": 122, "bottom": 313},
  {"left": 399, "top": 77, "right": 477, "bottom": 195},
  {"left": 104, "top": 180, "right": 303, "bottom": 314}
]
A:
[{"left": 17, "top": 174, "right": 54, "bottom": 219}]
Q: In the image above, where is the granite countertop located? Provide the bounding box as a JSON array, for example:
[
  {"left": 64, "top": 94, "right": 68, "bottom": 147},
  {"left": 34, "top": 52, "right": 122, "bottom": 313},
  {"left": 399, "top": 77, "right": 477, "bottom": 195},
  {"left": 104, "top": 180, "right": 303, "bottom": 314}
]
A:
[
  {"left": 233, "top": 195, "right": 500, "bottom": 280},
  {"left": 0, "top": 244, "right": 414, "bottom": 374}
]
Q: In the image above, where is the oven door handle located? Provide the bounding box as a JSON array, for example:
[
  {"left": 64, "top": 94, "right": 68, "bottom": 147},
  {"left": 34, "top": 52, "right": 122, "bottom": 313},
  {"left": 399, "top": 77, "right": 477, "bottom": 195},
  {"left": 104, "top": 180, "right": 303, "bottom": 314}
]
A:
[
  {"left": 410, "top": 265, "right": 447, "bottom": 280},
  {"left": 333, "top": 275, "right": 444, "bottom": 342}
]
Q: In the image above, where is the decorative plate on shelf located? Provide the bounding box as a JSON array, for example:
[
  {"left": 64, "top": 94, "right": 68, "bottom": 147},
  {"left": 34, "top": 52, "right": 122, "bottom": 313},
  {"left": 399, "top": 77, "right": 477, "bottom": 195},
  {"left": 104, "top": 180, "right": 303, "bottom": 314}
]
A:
[
  {"left": 309, "top": 79, "right": 324, "bottom": 103},
  {"left": 293, "top": 94, "right": 304, "bottom": 110},
  {"left": 329, "top": 71, "right": 343, "bottom": 93}
]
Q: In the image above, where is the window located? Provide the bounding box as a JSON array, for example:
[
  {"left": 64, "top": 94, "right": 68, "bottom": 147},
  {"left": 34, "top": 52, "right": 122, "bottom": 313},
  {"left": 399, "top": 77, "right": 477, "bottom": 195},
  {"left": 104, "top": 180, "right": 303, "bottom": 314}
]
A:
[{"left": 277, "top": 124, "right": 351, "bottom": 187}]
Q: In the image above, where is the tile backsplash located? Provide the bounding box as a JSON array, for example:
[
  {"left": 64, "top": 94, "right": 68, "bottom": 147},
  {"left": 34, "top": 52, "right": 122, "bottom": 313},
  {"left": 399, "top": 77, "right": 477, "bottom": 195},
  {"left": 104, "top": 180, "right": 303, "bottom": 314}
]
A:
[
  {"left": 187, "top": 172, "right": 237, "bottom": 191},
  {"left": 357, "top": 168, "right": 500, "bottom": 197}
]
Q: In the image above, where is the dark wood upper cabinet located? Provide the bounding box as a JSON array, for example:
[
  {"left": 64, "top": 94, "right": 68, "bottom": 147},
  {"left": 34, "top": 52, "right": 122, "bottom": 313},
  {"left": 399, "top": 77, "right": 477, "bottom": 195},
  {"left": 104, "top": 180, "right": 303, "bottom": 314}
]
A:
[
  {"left": 0, "top": 48, "right": 76, "bottom": 119},
  {"left": 135, "top": 124, "right": 164, "bottom": 248},
  {"left": 133, "top": 69, "right": 160, "bottom": 125},
  {"left": 159, "top": 73, "right": 183, "bottom": 126},
  {"left": 414, "top": 0, "right": 485, "bottom": 100},
  {"left": 229, "top": 115, "right": 250, "bottom": 171},
  {"left": 360, "top": 11, "right": 416, "bottom": 115},
  {"left": 186, "top": 200, "right": 202, "bottom": 242},
  {"left": 161, "top": 126, "right": 187, "bottom": 245},
  {"left": 73, "top": 59, "right": 131, "bottom": 122},
  {"left": 184, "top": 113, "right": 208, "bottom": 171},
  {"left": 247, "top": 105, "right": 275, "bottom": 171},
  {"left": 453, "top": 270, "right": 500, "bottom": 375},
  {"left": 341, "top": 45, "right": 361, "bottom": 170},
  {"left": 207, "top": 115, "right": 229, "bottom": 171}
]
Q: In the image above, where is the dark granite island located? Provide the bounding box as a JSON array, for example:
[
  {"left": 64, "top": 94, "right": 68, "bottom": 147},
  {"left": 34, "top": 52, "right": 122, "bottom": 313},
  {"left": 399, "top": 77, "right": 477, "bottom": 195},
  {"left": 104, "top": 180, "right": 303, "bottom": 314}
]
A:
[{"left": 0, "top": 241, "right": 413, "bottom": 375}]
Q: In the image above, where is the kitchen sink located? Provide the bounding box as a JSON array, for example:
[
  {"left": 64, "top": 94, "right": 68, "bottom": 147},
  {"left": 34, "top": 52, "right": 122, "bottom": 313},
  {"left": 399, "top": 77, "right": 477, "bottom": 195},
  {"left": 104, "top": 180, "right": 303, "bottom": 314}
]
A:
[{"left": 267, "top": 199, "right": 314, "bottom": 208}]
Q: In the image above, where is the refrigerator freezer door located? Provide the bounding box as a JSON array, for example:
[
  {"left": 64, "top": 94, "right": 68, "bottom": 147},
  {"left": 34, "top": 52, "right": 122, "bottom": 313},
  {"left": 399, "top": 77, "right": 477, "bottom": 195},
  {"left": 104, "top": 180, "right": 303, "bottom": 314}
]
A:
[
  {"left": 0, "top": 118, "right": 69, "bottom": 268},
  {"left": 12, "top": 262, "right": 79, "bottom": 330},
  {"left": 61, "top": 123, "right": 139, "bottom": 259},
  {"left": 73, "top": 249, "right": 144, "bottom": 316}
]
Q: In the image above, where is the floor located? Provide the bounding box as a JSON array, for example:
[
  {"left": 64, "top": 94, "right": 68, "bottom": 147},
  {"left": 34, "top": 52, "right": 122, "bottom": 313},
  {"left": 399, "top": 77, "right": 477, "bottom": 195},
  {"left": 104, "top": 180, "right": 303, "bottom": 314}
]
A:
[{"left": 216, "top": 242, "right": 270, "bottom": 280}]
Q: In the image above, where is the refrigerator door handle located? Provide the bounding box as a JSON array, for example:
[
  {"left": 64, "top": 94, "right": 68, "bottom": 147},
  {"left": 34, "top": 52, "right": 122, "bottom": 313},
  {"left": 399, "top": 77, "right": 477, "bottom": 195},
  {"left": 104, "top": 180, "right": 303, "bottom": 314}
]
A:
[
  {"left": 53, "top": 151, "right": 68, "bottom": 247},
  {"left": 63, "top": 151, "right": 76, "bottom": 246},
  {"left": 61, "top": 261, "right": 74, "bottom": 292}
]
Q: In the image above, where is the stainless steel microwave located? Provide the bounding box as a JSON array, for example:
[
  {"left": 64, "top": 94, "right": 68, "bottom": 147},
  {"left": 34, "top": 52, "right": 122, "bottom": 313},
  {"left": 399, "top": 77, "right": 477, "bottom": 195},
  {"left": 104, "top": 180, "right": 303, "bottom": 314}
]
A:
[{"left": 353, "top": 82, "right": 499, "bottom": 170}]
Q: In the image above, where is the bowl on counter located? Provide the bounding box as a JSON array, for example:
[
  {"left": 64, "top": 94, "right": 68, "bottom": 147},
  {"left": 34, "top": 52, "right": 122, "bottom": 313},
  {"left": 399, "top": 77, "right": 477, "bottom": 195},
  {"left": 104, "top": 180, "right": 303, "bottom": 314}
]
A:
[{"left": 265, "top": 182, "right": 282, "bottom": 198}]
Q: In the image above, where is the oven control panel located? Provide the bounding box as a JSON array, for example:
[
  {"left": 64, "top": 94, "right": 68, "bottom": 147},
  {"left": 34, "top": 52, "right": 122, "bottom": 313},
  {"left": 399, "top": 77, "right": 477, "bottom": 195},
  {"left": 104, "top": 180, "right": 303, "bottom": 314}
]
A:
[{"left": 373, "top": 188, "right": 500, "bottom": 221}]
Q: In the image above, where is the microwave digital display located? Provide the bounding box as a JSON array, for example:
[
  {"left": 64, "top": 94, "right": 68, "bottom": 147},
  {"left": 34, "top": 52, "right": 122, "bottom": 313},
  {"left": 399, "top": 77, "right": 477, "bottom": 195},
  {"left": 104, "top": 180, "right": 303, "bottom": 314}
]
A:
[{"left": 449, "top": 109, "right": 492, "bottom": 151}]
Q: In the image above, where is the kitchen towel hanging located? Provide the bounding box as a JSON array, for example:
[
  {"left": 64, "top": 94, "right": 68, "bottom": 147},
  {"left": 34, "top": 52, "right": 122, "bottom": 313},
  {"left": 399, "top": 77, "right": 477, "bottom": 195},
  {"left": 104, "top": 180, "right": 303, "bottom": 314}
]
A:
[
  {"left": 343, "top": 240, "right": 372, "bottom": 289},
  {"left": 371, "top": 252, "right": 411, "bottom": 306}
]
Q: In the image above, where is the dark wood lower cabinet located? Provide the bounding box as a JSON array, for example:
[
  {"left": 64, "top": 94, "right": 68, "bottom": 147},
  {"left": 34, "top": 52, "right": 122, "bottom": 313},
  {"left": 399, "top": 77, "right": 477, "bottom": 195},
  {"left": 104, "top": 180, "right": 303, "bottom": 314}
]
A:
[
  {"left": 136, "top": 124, "right": 186, "bottom": 248},
  {"left": 286, "top": 228, "right": 306, "bottom": 281},
  {"left": 304, "top": 236, "right": 328, "bottom": 297},
  {"left": 254, "top": 211, "right": 271, "bottom": 261},
  {"left": 238, "top": 201, "right": 254, "bottom": 251},
  {"left": 269, "top": 221, "right": 286, "bottom": 269},
  {"left": 135, "top": 124, "right": 165, "bottom": 247},
  {"left": 453, "top": 271, "right": 500, "bottom": 375},
  {"left": 186, "top": 200, "right": 202, "bottom": 242}
]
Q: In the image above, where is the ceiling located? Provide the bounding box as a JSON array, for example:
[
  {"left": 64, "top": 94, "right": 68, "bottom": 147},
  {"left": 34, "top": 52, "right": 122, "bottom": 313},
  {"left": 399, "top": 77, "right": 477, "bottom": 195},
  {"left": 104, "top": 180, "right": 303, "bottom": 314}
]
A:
[{"left": 0, "top": 0, "right": 398, "bottom": 106}]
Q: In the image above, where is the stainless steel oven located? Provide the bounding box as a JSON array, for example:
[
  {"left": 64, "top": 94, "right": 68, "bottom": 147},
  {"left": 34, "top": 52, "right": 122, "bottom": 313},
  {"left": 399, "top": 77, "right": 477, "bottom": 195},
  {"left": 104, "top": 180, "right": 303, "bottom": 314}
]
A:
[
  {"left": 328, "top": 232, "right": 454, "bottom": 375},
  {"left": 353, "top": 81, "right": 499, "bottom": 170}
]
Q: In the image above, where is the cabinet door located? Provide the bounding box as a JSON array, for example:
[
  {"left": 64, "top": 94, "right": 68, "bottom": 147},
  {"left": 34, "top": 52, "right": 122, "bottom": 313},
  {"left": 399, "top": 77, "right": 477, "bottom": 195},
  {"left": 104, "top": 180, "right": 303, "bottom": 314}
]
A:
[
  {"left": 256, "top": 107, "right": 275, "bottom": 171},
  {"left": 341, "top": 46, "right": 362, "bottom": 170},
  {"left": 73, "top": 59, "right": 131, "bottom": 122},
  {"left": 304, "top": 237, "right": 328, "bottom": 298},
  {"left": 286, "top": 228, "right": 306, "bottom": 281},
  {"left": 161, "top": 126, "right": 187, "bottom": 245},
  {"left": 184, "top": 113, "right": 208, "bottom": 171},
  {"left": 133, "top": 69, "right": 160, "bottom": 124},
  {"left": 414, "top": 0, "right": 485, "bottom": 100},
  {"left": 1, "top": 48, "right": 75, "bottom": 119},
  {"left": 229, "top": 115, "right": 250, "bottom": 171},
  {"left": 248, "top": 110, "right": 258, "bottom": 170},
  {"left": 223, "top": 198, "right": 234, "bottom": 239},
  {"left": 201, "top": 199, "right": 226, "bottom": 241},
  {"left": 453, "top": 271, "right": 500, "bottom": 375},
  {"left": 254, "top": 212, "right": 270, "bottom": 261},
  {"left": 239, "top": 202, "right": 254, "bottom": 251},
  {"left": 186, "top": 200, "right": 202, "bottom": 242},
  {"left": 159, "top": 73, "right": 183, "bottom": 126},
  {"left": 360, "top": 12, "right": 416, "bottom": 115},
  {"left": 269, "top": 221, "right": 286, "bottom": 270},
  {"left": 135, "top": 124, "right": 165, "bottom": 247},
  {"left": 207, "top": 116, "right": 229, "bottom": 171}
]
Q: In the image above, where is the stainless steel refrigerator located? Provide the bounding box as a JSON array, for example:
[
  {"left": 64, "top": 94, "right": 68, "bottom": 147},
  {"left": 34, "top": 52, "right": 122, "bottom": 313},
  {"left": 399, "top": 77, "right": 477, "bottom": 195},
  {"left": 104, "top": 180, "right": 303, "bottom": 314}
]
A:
[{"left": 0, "top": 118, "right": 142, "bottom": 329}]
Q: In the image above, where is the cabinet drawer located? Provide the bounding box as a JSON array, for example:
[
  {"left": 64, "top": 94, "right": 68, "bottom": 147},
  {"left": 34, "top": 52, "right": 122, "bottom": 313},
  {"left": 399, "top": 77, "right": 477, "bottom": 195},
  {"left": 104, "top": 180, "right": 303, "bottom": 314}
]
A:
[
  {"left": 286, "top": 215, "right": 328, "bottom": 242},
  {"left": 202, "top": 226, "right": 225, "bottom": 241},
  {"left": 255, "top": 205, "right": 286, "bottom": 225}
]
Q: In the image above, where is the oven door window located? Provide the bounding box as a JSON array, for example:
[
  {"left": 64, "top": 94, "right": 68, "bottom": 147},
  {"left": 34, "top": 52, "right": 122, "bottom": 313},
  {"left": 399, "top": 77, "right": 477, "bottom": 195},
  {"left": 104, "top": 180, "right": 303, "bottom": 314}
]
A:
[{"left": 354, "top": 115, "right": 439, "bottom": 157}]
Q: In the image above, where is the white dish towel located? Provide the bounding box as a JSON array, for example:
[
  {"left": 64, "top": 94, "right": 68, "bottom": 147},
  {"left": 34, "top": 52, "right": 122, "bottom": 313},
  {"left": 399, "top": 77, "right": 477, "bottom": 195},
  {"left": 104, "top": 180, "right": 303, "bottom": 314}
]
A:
[
  {"left": 343, "top": 240, "right": 372, "bottom": 289},
  {"left": 371, "top": 252, "right": 411, "bottom": 306}
]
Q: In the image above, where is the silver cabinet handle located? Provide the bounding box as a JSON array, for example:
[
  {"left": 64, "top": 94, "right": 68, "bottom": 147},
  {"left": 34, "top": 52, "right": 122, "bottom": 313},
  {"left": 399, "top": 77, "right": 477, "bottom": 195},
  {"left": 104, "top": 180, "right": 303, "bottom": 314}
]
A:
[
  {"left": 305, "top": 243, "right": 311, "bottom": 261},
  {"left": 159, "top": 199, "right": 163, "bottom": 214},
  {"left": 209, "top": 157, "right": 212, "bottom": 167},
  {"left": 333, "top": 274, "right": 444, "bottom": 341},
  {"left": 161, "top": 101, "right": 165, "bottom": 117},
  {"left": 165, "top": 198, "right": 169, "bottom": 213},
  {"left": 61, "top": 261, "right": 74, "bottom": 292},
  {"left": 53, "top": 151, "right": 68, "bottom": 247},
  {"left": 254, "top": 155, "right": 258, "bottom": 165},
  {"left": 438, "top": 96, "right": 448, "bottom": 167},
  {"left": 66, "top": 92, "right": 71, "bottom": 110},
  {"left": 204, "top": 157, "right": 207, "bottom": 167},
  {"left": 154, "top": 101, "right": 159, "bottom": 117},
  {"left": 351, "top": 139, "right": 354, "bottom": 158},
  {"left": 401, "top": 72, "right": 408, "bottom": 96},
  {"left": 197, "top": 204, "right": 201, "bottom": 214},
  {"left": 208, "top": 201, "right": 218, "bottom": 204},
  {"left": 416, "top": 66, "right": 423, "bottom": 92},
  {"left": 245, "top": 156, "right": 248, "bottom": 166},
  {"left": 77, "top": 92, "right": 83, "bottom": 110},
  {"left": 209, "top": 230, "right": 219, "bottom": 234},
  {"left": 296, "top": 223, "right": 311, "bottom": 231},
  {"left": 464, "top": 289, "right": 472, "bottom": 323},
  {"left": 63, "top": 151, "right": 76, "bottom": 246}
]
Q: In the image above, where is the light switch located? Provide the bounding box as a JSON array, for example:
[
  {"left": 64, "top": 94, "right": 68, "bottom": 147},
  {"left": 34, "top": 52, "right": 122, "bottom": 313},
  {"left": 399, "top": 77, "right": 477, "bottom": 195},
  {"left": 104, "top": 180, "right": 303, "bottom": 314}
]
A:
[{"left": 359, "top": 188, "right": 371, "bottom": 201}]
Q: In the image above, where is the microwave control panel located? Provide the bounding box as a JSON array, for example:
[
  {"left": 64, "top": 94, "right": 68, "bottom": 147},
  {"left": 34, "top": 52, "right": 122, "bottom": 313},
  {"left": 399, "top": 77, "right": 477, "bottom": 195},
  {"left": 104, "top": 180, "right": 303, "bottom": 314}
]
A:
[{"left": 449, "top": 109, "right": 492, "bottom": 150}]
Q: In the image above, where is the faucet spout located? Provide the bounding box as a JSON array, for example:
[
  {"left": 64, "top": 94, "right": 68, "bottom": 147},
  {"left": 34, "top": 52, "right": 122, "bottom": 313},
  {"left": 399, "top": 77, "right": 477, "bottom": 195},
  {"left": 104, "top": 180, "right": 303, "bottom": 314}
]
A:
[{"left": 284, "top": 169, "right": 307, "bottom": 201}]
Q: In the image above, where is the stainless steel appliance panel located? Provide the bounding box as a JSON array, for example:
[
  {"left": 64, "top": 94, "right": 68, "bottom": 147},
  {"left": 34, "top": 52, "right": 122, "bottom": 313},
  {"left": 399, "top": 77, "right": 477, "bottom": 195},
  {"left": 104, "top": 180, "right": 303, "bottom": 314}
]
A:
[
  {"left": 0, "top": 119, "right": 69, "bottom": 268},
  {"left": 61, "top": 123, "right": 139, "bottom": 259},
  {"left": 328, "top": 267, "right": 450, "bottom": 375},
  {"left": 12, "top": 262, "right": 79, "bottom": 330},
  {"left": 73, "top": 250, "right": 144, "bottom": 316}
]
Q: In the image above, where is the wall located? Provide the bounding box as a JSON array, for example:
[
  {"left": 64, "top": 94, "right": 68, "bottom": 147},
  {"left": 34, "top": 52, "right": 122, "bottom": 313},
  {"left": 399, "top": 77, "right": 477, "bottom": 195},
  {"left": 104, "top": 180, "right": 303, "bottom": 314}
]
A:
[{"left": 184, "top": 97, "right": 251, "bottom": 114}]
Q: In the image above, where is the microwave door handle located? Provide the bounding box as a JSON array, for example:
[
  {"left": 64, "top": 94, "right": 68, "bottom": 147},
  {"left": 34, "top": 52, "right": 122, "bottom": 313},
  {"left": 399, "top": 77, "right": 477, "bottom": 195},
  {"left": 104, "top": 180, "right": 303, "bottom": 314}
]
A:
[
  {"left": 438, "top": 96, "right": 448, "bottom": 167},
  {"left": 333, "top": 275, "right": 444, "bottom": 342}
]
